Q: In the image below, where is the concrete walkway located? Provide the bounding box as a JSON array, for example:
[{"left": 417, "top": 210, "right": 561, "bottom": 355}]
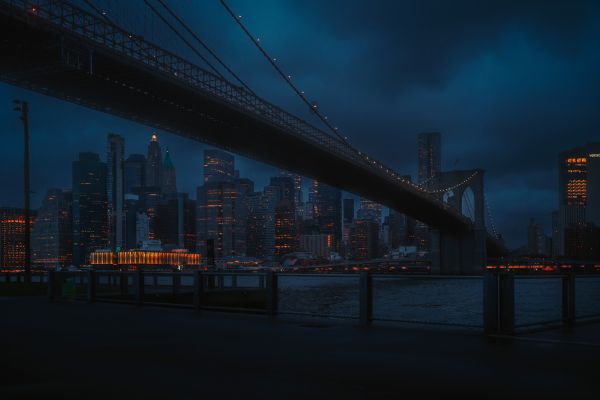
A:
[{"left": 1, "top": 297, "right": 598, "bottom": 399}]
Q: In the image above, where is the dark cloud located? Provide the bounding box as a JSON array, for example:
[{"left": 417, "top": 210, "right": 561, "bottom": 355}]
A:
[{"left": 2, "top": 0, "right": 600, "bottom": 248}]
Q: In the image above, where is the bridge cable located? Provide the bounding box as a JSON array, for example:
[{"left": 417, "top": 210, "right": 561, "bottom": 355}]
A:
[
  {"left": 143, "top": 0, "right": 229, "bottom": 80},
  {"left": 219, "top": 0, "right": 349, "bottom": 144},
  {"left": 154, "top": 0, "right": 255, "bottom": 95}
]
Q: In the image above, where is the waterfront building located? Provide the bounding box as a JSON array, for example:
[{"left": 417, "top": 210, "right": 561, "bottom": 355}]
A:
[
  {"left": 300, "top": 233, "right": 333, "bottom": 259},
  {"left": 89, "top": 248, "right": 200, "bottom": 269}
]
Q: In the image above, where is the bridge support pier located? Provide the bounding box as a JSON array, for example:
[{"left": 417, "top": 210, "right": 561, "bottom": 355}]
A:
[{"left": 430, "top": 229, "right": 486, "bottom": 275}]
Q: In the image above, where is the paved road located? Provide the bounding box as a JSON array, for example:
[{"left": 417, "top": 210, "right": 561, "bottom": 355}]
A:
[{"left": 1, "top": 297, "right": 598, "bottom": 399}]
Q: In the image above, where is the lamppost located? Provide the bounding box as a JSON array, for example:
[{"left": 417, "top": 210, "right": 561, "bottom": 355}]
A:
[{"left": 13, "top": 100, "right": 31, "bottom": 284}]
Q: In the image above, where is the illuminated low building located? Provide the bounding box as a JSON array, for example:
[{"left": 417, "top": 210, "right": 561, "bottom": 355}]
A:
[{"left": 89, "top": 248, "right": 200, "bottom": 269}]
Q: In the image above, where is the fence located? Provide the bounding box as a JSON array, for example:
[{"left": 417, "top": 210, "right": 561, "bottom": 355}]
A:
[{"left": 3, "top": 270, "right": 599, "bottom": 334}]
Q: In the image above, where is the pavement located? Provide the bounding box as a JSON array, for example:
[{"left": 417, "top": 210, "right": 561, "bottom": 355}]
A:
[{"left": 1, "top": 297, "right": 599, "bottom": 399}]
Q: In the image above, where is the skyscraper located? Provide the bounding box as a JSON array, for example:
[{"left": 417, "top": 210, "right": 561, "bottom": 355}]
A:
[
  {"left": 204, "top": 149, "right": 234, "bottom": 183},
  {"left": 280, "top": 170, "right": 303, "bottom": 204},
  {"left": 417, "top": 134, "right": 441, "bottom": 251},
  {"left": 107, "top": 133, "right": 125, "bottom": 250},
  {"left": 418, "top": 132, "right": 442, "bottom": 185},
  {"left": 145, "top": 133, "right": 162, "bottom": 189},
  {"left": 349, "top": 219, "right": 379, "bottom": 260},
  {"left": 357, "top": 198, "right": 383, "bottom": 225},
  {"left": 0, "top": 207, "right": 31, "bottom": 267},
  {"left": 72, "top": 152, "right": 108, "bottom": 266},
  {"left": 558, "top": 142, "right": 600, "bottom": 258},
  {"left": 161, "top": 149, "right": 177, "bottom": 197},
  {"left": 315, "top": 182, "right": 342, "bottom": 251},
  {"left": 343, "top": 198, "right": 355, "bottom": 224},
  {"left": 32, "top": 189, "right": 72, "bottom": 268},
  {"left": 245, "top": 191, "right": 276, "bottom": 258},
  {"left": 124, "top": 154, "right": 146, "bottom": 194}
]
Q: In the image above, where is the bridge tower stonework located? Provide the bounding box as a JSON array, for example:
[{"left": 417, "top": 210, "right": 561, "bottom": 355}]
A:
[{"left": 429, "top": 169, "right": 486, "bottom": 275}]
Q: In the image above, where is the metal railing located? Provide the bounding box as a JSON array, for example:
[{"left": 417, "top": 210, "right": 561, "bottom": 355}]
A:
[{"left": 34, "top": 270, "right": 600, "bottom": 334}]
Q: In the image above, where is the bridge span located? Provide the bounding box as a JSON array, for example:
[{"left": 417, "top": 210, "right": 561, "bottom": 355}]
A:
[{"left": 0, "top": 0, "right": 505, "bottom": 267}]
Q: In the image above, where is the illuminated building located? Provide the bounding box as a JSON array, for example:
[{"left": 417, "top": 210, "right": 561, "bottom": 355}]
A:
[
  {"left": 315, "top": 182, "right": 342, "bottom": 251},
  {"left": 357, "top": 198, "right": 382, "bottom": 225},
  {"left": 145, "top": 133, "right": 162, "bottom": 188},
  {"left": 72, "top": 152, "right": 108, "bottom": 266},
  {"left": 89, "top": 248, "right": 200, "bottom": 269},
  {"left": 275, "top": 199, "right": 296, "bottom": 256},
  {"left": 300, "top": 234, "right": 332, "bottom": 259},
  {"left": 349, "top": 219, "right": 379, "bottom": 260},
  {"left": 204, "top": 149, "right": 234, "bottom": 183},
  {"left": 558, "top": 143, "right": 600, "bottom": 258},
  {"left": 197, "top": 180, "right": 248, "bottom": 259},
  {"left": 245, "top": 191, "right": 276, "bottom": 258},
  {"left": 280, "top": 170, "right": 303, "bottom": 204},
  {"left": 161, "top": 149, "right": 177, "bottom": 197},
  {"left": 124, "top": 154, "right": 146, "bottom": 194},
  {"left": 32, "top": 189, "right": 72, "bottom": 268},
  {"left": 107, "top": 133, "right": 125, "bottom": 250},
  {"left": 1, "top": 207, "right": 33, "bottom": 267}
]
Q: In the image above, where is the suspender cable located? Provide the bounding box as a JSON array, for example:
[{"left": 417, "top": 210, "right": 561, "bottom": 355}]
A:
[
  {"left": 219, "top": 0, "right": 349, "bottom": 145},
  {"left": 143, "top": 0, "right": 227, "bottom": 80},
  {"left": 155, "top": 0, "right": 255, "bottom": 95}
]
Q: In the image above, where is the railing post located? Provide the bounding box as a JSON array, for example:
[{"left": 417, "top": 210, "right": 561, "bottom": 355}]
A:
[
  {"left": 359, "top": 271, "right": 373, "bottom": 326},
  {"left": 135, "top": 269, "right": 144, "bottom": 305},
  {"left": 193, "top": 270, "right": 203, "bottom": 310},
  {"left": 119, "top": 271, "right": 127, "bottom": 298},
  {"left": 562, "top": 272, "right": 576, "bottom": 325},
  {"left": 485, "top": 272, "right": 514, "bottom": 335},
  {"left": 48, "top": 270, "right": 56, "bottom": 301},
  {"left": 87, "top": 269, "right": 96, "bottom": 303},
  {"left": 173, "top": 273, "right": 180, "bottom": 295},
  {"left": 266, "top": 271, "right": 278, "bottom": 316},
  {"left": 483, "top": 272, "right": 499, "bottom": 334},
  {"left": 497, "top": 273, "right": 515, "bottom": 335}
]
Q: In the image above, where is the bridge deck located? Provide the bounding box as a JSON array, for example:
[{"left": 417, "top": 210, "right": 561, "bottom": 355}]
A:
[{"left": 1, "top": 297, "right": 598, "bottom": 399}]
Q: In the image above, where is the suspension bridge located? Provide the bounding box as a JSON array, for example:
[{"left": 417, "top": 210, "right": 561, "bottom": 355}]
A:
[{"left": 0, "top": 0, "right": 505, "bottom": 273}]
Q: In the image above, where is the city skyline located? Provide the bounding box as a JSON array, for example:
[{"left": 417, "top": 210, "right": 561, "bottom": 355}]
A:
[{"left": 2, "top": 1, "right": 600, "bottom": 250}]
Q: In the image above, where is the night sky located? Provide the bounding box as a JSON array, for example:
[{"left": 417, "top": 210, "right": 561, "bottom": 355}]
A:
[{"left": 1, "top": 0, "right": 600, "bottom": 249}]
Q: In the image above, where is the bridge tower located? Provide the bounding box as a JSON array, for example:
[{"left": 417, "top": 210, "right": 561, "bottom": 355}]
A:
[{"left": 429, "top": 169, "right": 486, "bottom": 275}]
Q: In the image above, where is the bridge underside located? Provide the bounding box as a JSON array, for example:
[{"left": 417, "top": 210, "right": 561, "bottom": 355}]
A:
[{"left": 0, "top": 11, "right": 504, "bottom": 258}]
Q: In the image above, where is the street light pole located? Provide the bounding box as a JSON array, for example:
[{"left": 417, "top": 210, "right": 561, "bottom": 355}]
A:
[{"left": 14, "top": 100, "right": 31, "bottom": 284}]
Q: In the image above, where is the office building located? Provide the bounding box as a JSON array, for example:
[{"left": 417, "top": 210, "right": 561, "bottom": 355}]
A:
[
  {"left": 145, "top": 133, "right": 162, "bottom": 188},
  {"left": 72, "top": 152, "right": 108, "bottom": 265},
  {"left": 161, "top": 149, "right": 177, "bottom": 197},
  {"left": 32, "top": 189, "right": 72, "bottom": 268},
  {"left": 107, "top": 133, "right": 125, "bottom": 250},
  {"left": 204, "top": 149, "right": 234, "bottom": 183},
  {"left": 0, "top": 207, "right": 29, "bottom": 267},
  {"left": 124, "top": 154, "right": 146, "bottom": 194},
  {"left": 558, "top": 142, "right": 600, "bottom": 258}
]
